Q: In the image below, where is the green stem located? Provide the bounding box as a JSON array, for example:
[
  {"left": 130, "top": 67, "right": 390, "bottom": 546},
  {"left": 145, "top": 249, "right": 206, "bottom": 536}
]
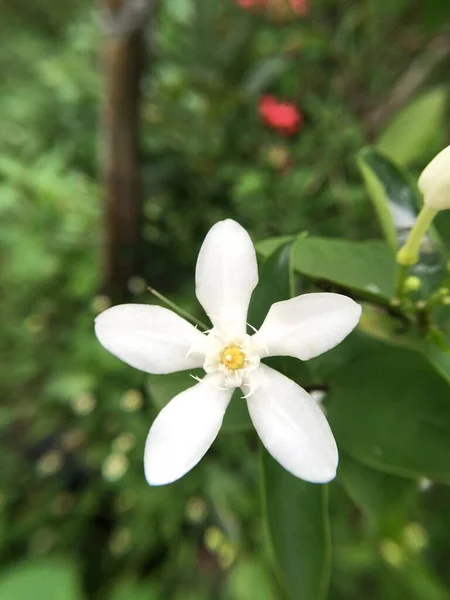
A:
[
  {"left": 396, "top": 205, "right": 437, "bottom": 266},
  {"left": 395, "top": 264, "right": 409, "bottom": 300},
  {"left": 147, "top": 287, "right": 209, "bottom": 331}
]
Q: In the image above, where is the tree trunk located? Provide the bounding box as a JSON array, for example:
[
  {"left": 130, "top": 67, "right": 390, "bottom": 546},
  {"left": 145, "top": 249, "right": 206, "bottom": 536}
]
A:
[{"left": 100, "top": 0, "right": 152, "bottom": 299}]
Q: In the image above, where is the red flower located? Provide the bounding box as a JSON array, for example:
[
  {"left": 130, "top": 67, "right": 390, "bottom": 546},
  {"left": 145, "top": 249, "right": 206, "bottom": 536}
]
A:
[
  {"left": 259, "top": 96, "right": 303, "bottom": 135},
  {"left": 289, "top": 0, "right": 308, "bottom": 15}
]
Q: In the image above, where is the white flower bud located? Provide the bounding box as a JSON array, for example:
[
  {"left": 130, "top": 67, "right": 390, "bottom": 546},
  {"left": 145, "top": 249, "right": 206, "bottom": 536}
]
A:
[{"left": 419, "top": 145, "right": 450, "bottom": 210}]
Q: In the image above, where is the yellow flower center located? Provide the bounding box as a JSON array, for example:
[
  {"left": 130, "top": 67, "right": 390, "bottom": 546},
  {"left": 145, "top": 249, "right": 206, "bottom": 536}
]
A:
[{"left": 221, "top": 345, "right": 246, "bottom": 370}]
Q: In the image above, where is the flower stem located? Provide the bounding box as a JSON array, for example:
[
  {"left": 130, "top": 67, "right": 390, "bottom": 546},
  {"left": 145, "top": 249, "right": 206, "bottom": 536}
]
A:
[
  {"left": 395, "top": 264, "right": 409, "bottom": 300},
  {"left": 147, "top": 287, "right": 209, "bottom": 331},
  {"left": 396, "top": 205, "right": 437, "bottom": 266}
]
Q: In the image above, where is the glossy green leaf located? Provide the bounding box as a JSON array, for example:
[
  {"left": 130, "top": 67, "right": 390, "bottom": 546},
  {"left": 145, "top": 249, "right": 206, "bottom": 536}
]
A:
[
  {"left": 248, "top": 240, "right": 294, "bottom": 329},
  {"left": 251, "top": 241, "right": 331, "bottom": 600},
  {"left": 256, "top": 236, "right": 295, "bottom": 265},
  {"left": 259, "top": 236, "right": 395, "bottom": 302},
  {"left": 377, "top": 89, "right": 447, "bottom": 167},
  {"left": 418, "top": 328, "right": 450, "bottom": 386},
  {"left": 292, "top": 237, "right": 395, "bottom": 301},
  {"left": 328, "top": 344, "right": 450, "bottom": 481},
  {"left": 338, "top": 453, "right": 416, "bottom": 532},
  {"left": 147, "top": 370, "right": 253, "bottom": 432},
  {"left": 0, "top": 560, "right": 84, "bottom": 600},
  {"left": 357, "top": 148, "right": 414, "bottom": 250},
  {"left": 263, "top": 453, "right": 331, "bottom": 600},
  {"left": 357, "top": 147, "right": 447, "bottom": 293}
]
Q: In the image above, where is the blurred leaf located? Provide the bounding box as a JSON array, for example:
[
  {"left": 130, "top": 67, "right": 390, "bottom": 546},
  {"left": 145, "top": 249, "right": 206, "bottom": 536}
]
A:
[
  {"left": 328, "top": 344, "right": 450, "bottom": 481},
  {"left": 338, "top": 453, "right": 416, "bottom": 531},
  {"left": 251, "top": 240, "right": 330, "bottom": 600},
  {"left": 46, "top": 371, "right": 96, "bottom": 402},
  {"left": 147, "top": 370, "right": 201, "bottom": 411},
  {"left": 421, "top": 0, "right": 450, "bottom": 31},
  {"left": 376, "top": 89, "right": 447, "bottom": 166},
  {"left": 243, "top": 57, "right": 292, "bottom": 95},
  {"left": 0, "top": 560, "right": 84, "bottom": 600},
  {"left": 147, "top": 371, "right": 253, "bottom": 432},
  {"left": 225, "top": 557, "right": 278, "bottom": 600},
  {"left": 109, "top": 579, "right": 159, "bottom": 600}
]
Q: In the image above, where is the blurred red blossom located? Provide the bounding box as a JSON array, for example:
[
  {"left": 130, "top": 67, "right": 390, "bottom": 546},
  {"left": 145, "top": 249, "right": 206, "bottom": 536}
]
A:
[
  {"left": 259, "top": 96, "right": 303, "bottom": 135},
  {"left": 236, "top": 0, "right": 308, "bottom": 18}
]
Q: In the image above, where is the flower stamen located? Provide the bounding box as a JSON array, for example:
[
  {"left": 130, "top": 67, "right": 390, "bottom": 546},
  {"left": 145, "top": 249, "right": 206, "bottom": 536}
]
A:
[{"left": 220, "top": 345, "right": 246, "bottom": 370}]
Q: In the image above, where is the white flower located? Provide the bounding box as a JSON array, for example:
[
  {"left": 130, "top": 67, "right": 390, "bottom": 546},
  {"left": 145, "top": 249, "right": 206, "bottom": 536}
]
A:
[
  {"left": 419, "top": 144, "right": 450, "bottom": 211},
  {"left": 95, "top": 220, "right": 361, "bottom": 486}
]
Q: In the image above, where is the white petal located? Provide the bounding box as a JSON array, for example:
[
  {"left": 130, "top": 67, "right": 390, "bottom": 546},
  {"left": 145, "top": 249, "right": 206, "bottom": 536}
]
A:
[
  {"left": 252, "top": 293, "right": 361, "bottom": 361},
  {"left": 144, "top": 375, "right": 232, "bottom": 485},
  {"left": 195, "top": 219, "right": 258, "bottom": 335},
  {"left": 419, "top": 144, "right": 450, "bottom": 210},
  {"left": 95, "top": 304, "right": 206, "bottom": 374},
  {"left": 245, "top": 365, "right": 338, "bottom": 483}
]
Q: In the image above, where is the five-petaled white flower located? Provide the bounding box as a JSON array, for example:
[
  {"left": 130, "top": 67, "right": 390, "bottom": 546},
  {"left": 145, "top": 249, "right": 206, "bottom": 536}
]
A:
[{"left": 95, "top": 220, "right": 361, "bottom": 486}]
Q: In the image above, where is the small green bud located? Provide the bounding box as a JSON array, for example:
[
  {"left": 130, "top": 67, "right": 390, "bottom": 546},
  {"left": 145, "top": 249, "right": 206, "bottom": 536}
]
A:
[
  {"left": 380, "top": 539, "right": 404, "bottom": 568},
  {"left": 397, "top": 246, "right": 418, "bottom": 266},
  {"left": 404, "top": 276, "right": 421, "bottom": 292},
  {"left": 402, "top": 522, "right": 428, "bottom": 553}
]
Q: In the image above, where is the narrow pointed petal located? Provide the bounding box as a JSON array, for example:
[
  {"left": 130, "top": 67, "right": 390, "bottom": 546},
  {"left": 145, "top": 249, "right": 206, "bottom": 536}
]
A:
[
  {"left": 245, "top": 365, "right": 338, "bottom": 483},
  {"left": 195, "top": 219, "right": 258, "bottom": 335},
  {"left": 252, "top": 293, "right": 361, "bottom": 361},
  {"left": 144, "top": 375, "right": 232, "bottom": 485},
  {"left": 95, "top": 304, "right": 206, "bottom": 374}
]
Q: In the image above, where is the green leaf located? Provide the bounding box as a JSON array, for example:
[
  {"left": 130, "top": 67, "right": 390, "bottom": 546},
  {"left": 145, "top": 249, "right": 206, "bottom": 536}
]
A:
[
  {"left": 248, "top": 240, "right": 294, "bottom": 329},
  {"left": 147, "top": 370, "right": 253, "bottom": 432},
  {"left": 251, "top": 241, "right": 330, "bottom": 600},
  {"left": 256, "top": 235, "right": 295, "bottom": 263},
  {"left": 225, "top": 557, "right": 278, "bottom": 600},
  {"left": 259, "top": 236, "right": 395, "bottom": 302},
  {"left": 109, "top": 579, "right": 159, "bottom": 600},
  {"left": 328, "top": 344, "right": 450, "bottom": 481},
  {"left": 263, "top": 453, "right": 331, "bottom": 600},
  {"left": 357, "top": 147, "right": 447, "bottom": 293},
  {"left": 357, "top": 147, "right": 415, "bottom": 250},
  {"left": 418, "top": 329, "right": 450, "bottom": 386},
  {"left": 376, "top": 89, "right": 447, "bottom": 167},
  {"left": 338, "top": 453, "right": 416, "bottom": 532},
  {"left": 243, "top": 57, "right": 292, "bottom": 95},
  {"left": 0, "top": 560, "right": 84, "bottom": 600},
  {"left": 422, "top": 0, "right": 450, "bottom": 31}
]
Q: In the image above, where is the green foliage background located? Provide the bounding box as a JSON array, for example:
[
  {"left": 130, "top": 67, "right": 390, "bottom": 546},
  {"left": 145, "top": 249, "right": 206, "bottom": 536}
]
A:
[{"left": 1, "top": 0, "right": 450, "bottom": 598}]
